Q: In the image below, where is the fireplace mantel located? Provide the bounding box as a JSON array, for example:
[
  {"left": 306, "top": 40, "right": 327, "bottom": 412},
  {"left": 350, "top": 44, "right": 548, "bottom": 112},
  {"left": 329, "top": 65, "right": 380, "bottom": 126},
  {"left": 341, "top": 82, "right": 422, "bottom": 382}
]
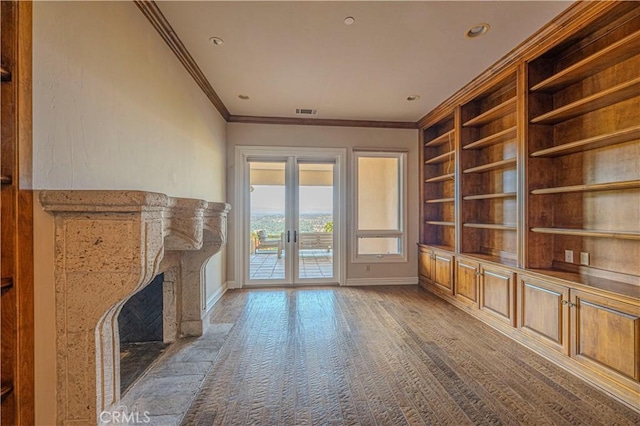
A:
[{"left": 39, "top": 190, "right": 231, "bottom": 425}]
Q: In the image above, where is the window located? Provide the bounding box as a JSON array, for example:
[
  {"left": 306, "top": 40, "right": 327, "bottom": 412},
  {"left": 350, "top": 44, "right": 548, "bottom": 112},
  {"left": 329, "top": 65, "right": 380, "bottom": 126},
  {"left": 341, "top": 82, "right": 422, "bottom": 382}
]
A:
[{"left": 353, "top": 151, "right": 407, "bottom": 262}]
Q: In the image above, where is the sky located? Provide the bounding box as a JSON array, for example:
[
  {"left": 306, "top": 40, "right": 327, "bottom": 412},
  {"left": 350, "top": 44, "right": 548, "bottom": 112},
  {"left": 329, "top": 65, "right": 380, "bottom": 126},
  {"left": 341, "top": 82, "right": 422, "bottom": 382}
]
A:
[{"left": 251, "top": 185, "right": 333, "bottom": 214}]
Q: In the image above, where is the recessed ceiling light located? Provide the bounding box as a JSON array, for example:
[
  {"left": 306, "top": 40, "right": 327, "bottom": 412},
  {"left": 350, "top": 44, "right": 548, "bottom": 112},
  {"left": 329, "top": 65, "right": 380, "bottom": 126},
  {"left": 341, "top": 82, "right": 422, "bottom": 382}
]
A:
[
  {"left": 344, "top": 16, "right": 355, "bottom": 26},
  {"left": 209, "top": 36, "right": 224, "bottom": 46},
  {"left": 238, "top": 94, "right": 250, "bottom": 100},
  {"left": 466, "top": 23, "right": 490, "bottom": 38},
  {"left": 407, "top": 95, "right": 420, "bottom": 101}
]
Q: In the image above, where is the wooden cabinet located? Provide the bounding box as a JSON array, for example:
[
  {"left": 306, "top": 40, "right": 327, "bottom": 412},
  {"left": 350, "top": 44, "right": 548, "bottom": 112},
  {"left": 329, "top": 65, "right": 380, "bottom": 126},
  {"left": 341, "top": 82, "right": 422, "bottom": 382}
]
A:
[
  {"left": 518, "top": 274, "right": 570, "bottom": 355},
  {"left": 479, "top": 264, "right": 516, "bottom": 326},
  {"left": 417, "top": 2, "right": 639, "bottom": 408},
  {"left": 571, "top": 289, "right": 640, "bottom": 387},
  {"left": 455, "top": 258, "right": 478, "bottom": 305},
  {"left": 418, "top": 245, "right": 453, "bottom": 296}
]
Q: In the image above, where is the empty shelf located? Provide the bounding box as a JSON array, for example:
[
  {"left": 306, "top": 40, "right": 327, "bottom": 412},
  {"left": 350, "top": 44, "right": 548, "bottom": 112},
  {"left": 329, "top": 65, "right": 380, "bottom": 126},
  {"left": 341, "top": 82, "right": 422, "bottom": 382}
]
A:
[
  {"left": 464, "top": 126, "right": 517, "bottom": 150},
  {"left": 1, "top": 277, "right": 13, "bottom": 290},
  {"left": 531, "top": 78, "right": 640, "bottom": 125},
  {"left": 1, "top": 175, "right": 12, "bottom": 185},
  {"left": 463, "top": 158, "right": 516, "bottom": 174},
  {"left": 425, "top": 129, "right": 455, "bottom": 147},
  {"left": 464, "top": 192, "right": 516, "bottom": 201},
  {"left": 425, "top": 221, "right": 455, "bottom": 226},
  {"left": 531, "top": 180, "right": 640, "bottom": 194},
  {"left": 425, "top": 150, "right": 455, "bottom": 165},
  {"left": 531, "top": 227, "right": 640, "bottom": 240},
  {"left": 530, "top": 125, "right": 640, "bottom": 157},
  {"left": 425, "top": 173, "right": 454, "bottom": 183},
  {"left": 0, "top": 67, "right": 10, "bottom": 82},
  {"left": 531, "top": 31, "right": 640, "bottom": 92},
  {"left": 463, "top": 97, "right": 517, "bottom": 127},
  {"left": 463, "top": 223, "right": 517, "bottom": 231},
  {"left": 425, "top": 197, "right": 455, "bottom": 204}
]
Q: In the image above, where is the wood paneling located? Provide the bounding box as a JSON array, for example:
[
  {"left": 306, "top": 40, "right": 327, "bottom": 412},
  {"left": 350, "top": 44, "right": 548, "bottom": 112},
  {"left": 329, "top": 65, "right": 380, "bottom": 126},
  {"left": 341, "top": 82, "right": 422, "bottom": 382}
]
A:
[
  {"left": 433, "top": 251, "right": 454, "bottom": 295},
  {"left": 0, "top": 1, "right": 34, "bottom": 423},
  {"left": 571, "top": 289, "right": 640, "bottom": 384},
  {"left": 518, "top": 275, "right": 569, "bottom": 355},
  {"left": 455, "top": 258, "right": 478, "bottom": 305},
  {"left": 480, "top": 264, "right": 515, "bottom": 326}
]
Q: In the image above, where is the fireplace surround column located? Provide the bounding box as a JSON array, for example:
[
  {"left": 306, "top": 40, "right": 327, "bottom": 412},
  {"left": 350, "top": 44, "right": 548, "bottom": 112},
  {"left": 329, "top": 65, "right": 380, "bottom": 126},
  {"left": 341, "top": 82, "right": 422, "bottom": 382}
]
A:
[{"left": 39, "top": 191, "right": 230, "bottom": 426}]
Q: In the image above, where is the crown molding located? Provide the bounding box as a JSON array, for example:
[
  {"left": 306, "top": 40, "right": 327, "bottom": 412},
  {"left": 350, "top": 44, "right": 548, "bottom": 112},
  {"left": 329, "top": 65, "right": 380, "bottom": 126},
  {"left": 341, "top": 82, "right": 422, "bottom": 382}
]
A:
[
  {"left": 134, "top": 0, "right": 230, "bottom": 120},
  {"left": 228, "top": 115, "right": 417, "bottom": 130}
]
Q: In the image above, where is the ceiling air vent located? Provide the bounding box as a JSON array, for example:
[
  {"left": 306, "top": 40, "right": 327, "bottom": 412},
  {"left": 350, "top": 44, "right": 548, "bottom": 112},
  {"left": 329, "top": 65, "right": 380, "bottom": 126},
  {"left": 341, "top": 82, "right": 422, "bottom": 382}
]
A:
[{"left": 295, "top": 108, "right": 318, "bottom": 115}]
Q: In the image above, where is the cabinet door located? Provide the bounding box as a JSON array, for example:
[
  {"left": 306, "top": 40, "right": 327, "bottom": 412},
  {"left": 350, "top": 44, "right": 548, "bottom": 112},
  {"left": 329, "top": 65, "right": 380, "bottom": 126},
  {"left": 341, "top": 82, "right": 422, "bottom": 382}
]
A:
[
  {"left": 480, "top": 265, "right": 516, "bottom": 326},
  {"left": 455, "top": 258, "right": 478, "bottom": 305},
  {"left": 433, "top": 251, "right": 454, "bottom": 295},
  {"left": 571, "top": 290, "right": 640, "bottom": 385},
  {"left": 518, "top": 275, "right": 570, "bottom": 354},
  {"left": 418, "top": 247, "right": 433, "bottom": 282}
]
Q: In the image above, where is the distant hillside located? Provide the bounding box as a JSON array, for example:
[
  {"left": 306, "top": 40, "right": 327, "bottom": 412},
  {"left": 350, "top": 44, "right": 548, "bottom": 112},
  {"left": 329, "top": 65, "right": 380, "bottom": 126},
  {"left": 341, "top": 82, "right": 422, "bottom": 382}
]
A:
[{"left": 251, "top": 213, "right": 333, "bottom": 235}]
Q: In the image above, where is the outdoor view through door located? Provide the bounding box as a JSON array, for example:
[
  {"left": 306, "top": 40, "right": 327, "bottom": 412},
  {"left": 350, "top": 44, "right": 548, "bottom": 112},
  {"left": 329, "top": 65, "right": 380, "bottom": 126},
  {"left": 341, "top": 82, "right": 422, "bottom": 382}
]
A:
[{"left": 248, "top": 160, "right": 335, "bottom": 283}]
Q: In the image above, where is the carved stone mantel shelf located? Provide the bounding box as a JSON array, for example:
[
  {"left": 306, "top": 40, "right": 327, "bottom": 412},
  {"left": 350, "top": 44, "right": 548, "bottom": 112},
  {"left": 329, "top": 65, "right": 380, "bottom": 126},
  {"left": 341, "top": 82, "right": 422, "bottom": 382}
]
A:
[{"left": 39, "top": 190, "right": 231, "bottom": 426}]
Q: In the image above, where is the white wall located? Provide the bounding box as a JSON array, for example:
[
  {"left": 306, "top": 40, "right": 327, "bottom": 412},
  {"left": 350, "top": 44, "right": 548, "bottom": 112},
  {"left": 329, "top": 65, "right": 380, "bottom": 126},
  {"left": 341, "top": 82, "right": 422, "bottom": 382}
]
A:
[
  {"left": 227, "top": 123, "right": 419, "bottom": 285},
  {"left": 32, "top": 2, "right": 227, "bottom": 422}
]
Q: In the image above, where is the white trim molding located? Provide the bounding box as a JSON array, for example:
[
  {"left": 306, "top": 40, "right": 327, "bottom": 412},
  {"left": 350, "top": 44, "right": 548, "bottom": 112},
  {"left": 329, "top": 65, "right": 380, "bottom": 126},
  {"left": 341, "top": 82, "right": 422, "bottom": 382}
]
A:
[
  {"left": 205, "top": 282, "right": 228, "bottom": 313},
  {"left": 345, "top": 277, "right": 418, "bottom": 286}
]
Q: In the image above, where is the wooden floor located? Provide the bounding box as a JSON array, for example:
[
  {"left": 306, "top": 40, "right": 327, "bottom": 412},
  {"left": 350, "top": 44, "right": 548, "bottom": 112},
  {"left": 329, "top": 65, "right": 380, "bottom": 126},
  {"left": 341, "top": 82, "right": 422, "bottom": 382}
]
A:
[{"left": 182, "top": 286, "right": 639, "bottom": 425}]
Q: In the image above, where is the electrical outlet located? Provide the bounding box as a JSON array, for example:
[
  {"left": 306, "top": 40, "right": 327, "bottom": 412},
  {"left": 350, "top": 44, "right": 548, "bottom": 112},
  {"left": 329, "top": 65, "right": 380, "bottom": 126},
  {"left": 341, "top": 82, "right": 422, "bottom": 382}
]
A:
[
  {"left": 564, "top": 250, "right": 574, "bottom": 263},
  {"left": 580, "top": 252, "right": 590, "bottom": 265}
]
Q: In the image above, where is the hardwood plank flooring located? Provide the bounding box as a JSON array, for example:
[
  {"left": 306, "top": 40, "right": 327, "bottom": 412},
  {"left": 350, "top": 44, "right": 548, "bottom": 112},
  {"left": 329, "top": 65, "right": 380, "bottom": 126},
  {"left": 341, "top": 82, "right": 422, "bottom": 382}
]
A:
[{"left": 182, "top": 286, "right": 639, "bottom": 425}]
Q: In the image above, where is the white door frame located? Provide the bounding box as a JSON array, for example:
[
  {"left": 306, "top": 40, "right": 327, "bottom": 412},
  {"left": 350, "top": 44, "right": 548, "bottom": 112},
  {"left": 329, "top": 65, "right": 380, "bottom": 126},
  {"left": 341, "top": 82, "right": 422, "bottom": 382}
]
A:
[{"left": 234, "top": 146, "right": 347, "bottom": 287}]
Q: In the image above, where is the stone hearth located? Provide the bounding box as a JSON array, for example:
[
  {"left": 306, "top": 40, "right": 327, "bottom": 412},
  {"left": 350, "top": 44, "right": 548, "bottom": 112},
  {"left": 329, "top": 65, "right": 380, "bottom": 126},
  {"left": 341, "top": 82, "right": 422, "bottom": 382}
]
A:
[{"left": 39, "top": 191, "right": 230, "bottom": 426}]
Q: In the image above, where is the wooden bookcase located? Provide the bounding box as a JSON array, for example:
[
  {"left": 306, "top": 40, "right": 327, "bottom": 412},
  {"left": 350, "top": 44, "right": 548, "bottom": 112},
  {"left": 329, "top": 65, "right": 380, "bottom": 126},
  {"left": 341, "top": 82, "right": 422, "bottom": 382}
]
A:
[
  {"left": 460, "top": 72, "right": 519, "bottom": 265},
  {"left": 526, "top": 4, "right": 640, "bottom": 284},
  {"left": 418, "top": 1, "right": 639, "bottom": 409},
  {"left": 422, "top": 111, "right": 457, "bottom": 251}
]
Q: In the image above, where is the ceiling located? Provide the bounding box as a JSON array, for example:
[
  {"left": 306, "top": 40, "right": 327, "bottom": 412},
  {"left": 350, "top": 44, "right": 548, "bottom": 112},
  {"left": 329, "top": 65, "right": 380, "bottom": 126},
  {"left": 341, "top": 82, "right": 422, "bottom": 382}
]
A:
[{"left": 159, "top": 1, "right": 572, "bottom": 123}]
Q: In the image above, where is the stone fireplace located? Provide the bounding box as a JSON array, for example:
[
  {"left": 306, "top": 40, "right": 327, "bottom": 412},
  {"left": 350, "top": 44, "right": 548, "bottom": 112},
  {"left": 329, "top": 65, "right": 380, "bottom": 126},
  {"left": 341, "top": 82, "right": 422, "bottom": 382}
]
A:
[{"left": 39, "top": 191, "right": 231, "bottom": 426}]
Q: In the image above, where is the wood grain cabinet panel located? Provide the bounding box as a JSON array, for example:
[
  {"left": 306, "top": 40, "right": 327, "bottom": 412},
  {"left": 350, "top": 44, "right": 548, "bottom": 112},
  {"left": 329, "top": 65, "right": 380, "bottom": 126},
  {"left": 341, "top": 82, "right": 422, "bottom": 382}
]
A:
[
  {"left": 571, "top": 290, "right": 640, "bottom": 384},
  {"left": 418, "top": 246, "right": 433, "bottom": 283},
  {"left": 433, "top": 251, "right": 454, "bottom": 295},
  {"left": 480, "top": 265, "right": 516, "bottom": 326},
  {"left": 455, "top": 258, "right": 479, "bottom": 305},
  {"left": 518, "top": 275, "right": 570, "bottom": 354}
]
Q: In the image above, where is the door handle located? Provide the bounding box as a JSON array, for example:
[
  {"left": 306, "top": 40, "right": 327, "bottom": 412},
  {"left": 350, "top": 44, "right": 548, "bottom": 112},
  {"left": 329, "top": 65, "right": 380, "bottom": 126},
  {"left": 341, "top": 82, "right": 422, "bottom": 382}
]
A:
[
  {"left": 287, "top": 230, "right": 290, "bottom": 243},
  {"left": 294, "top": 230, "right": 298, "bottom": 243}
]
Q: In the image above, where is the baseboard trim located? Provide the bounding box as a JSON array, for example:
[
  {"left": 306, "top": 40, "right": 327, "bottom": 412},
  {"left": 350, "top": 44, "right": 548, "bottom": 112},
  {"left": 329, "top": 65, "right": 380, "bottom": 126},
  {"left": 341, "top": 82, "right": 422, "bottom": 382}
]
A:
[
  {"left": 205, "top": 282, "right": 228, "bottom": 313},
  {"left": 345, "top": 277, "right": 418, "bottom": 286}
]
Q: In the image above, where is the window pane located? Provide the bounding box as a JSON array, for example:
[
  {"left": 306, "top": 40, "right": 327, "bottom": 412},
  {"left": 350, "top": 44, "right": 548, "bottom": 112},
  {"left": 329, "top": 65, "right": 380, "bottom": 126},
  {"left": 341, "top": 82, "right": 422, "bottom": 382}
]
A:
[
  {"left": 358, "top": 237, "right": 401, "bottom": 255},
  {"left": 357, "top": 157, "right": 399, "bottom": 230}
]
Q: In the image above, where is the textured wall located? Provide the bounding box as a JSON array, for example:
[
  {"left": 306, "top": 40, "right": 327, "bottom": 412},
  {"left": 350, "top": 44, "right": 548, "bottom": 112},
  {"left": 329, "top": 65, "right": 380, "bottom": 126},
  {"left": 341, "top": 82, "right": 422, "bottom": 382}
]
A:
[{"left": 32, "top": 2, "right": 227, "bottom": 422}]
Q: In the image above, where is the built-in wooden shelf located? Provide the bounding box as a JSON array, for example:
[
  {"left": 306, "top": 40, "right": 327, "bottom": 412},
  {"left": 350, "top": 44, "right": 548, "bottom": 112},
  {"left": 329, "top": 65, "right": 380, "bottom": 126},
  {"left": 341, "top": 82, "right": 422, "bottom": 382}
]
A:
[
  {"left": 531, "top": 180, "right": 640, "bottom": 195},
  {"left": 425, "top": 173, "right": 455, "bottom": 183},
  {"left": 1, "top": 175, "right": 12, "bottom": 185},
  {"left": 426, "top": 221, "right": 455, "bottom": 227},
  {"left": 531, "top": 31, "right": 640, "bottom": 92},
  {"left": 425, "top": 129, "right": 455, "bottom": 147},
  {"left": 463, "top": 97, "right": 517, "bottom": 127},
  {"left": 464, "top": 126, "right": 517, "bottom": 150},
  {"left": 531, "top": 78, "right": 640, "bottom": 125},
  {"left": 1, "top": 277, "right": 13, "bottom": 290},
  {"left": 0, "top": 66, "right": 10, "bottom": 82},
  {"left": 426, "top": 197, "right": 455, "bottom": 204},
  {"left": 463, "top": 158, "right": 516, "bottom": 174},
  {"left": 531, "top": 125, "right": 640, "bottom": 157},
  {"left": 463, "top": 223, "right": 517, "bottom": 231},
  {"left": 463, "top": 192, "right": 516, "bottom": 201},
  {"left": 531, "top": 227, "right": 640, "bottom": 240},
  {"left": 425, "top": 150, "right": 455, "bottom": 165}
]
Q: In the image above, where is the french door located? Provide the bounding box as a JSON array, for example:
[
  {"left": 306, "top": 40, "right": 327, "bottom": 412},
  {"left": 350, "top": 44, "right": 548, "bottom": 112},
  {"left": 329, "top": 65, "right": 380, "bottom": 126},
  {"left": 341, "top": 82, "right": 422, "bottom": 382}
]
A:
[{"left": 240, "top": 148, "right": 344, "bottom": 286}]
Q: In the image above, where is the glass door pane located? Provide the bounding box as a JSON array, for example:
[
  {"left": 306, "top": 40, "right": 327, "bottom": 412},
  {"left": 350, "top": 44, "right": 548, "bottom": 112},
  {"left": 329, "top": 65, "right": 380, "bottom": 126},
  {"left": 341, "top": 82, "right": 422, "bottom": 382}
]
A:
[
  {"left": 249, "top": 161, "right": 287, "bottom": 282},
  {"left": 296, "top": 162, "right": 334, "bottom": 281}
]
